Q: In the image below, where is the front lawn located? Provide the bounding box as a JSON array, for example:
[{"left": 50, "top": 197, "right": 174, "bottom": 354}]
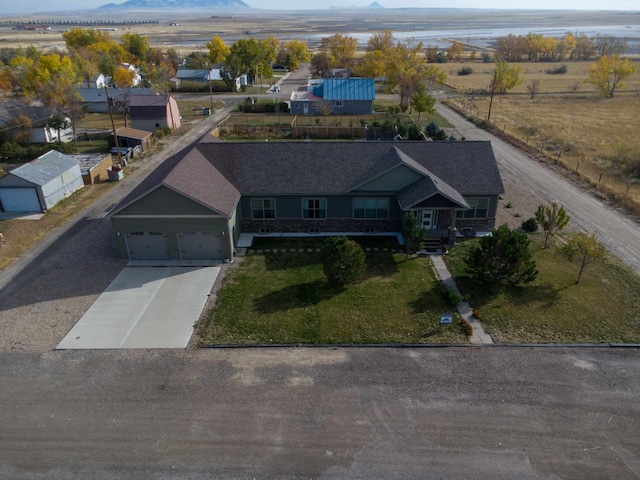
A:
[
  {"left": 197, "top": 239, "right": 467, "bottom": 345},
  {"left": 445, "top": 236, "right": 640, "bottom": 343}
]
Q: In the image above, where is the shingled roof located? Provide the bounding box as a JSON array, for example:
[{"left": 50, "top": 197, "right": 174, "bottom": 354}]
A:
[{"left": 112, "top": 141, "right": 503, "bottom": 218}]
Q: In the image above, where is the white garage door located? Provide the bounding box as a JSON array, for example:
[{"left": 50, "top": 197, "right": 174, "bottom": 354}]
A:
[
  {"left": 180, "top": 233, "right": 224, "bottom": 260},
  {"left": 126, "top": 231, "right": 171, "bottom": 260},
  {"left": 0, "top": 188, "right": 41, "bottom": 212}
]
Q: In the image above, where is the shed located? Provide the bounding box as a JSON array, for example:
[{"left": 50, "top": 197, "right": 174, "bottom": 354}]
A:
[
  {"left": 70, "top": 153, "right": 113, "bottom": 185},
  {"left": 0, "top": 150, "right": 84, "bottom": 212},
  {"left": 129, "top": 95, "right": 181, "bottom": 133},
  {"left": 115, "top": 127, "right": 153, "bottom": 151}
]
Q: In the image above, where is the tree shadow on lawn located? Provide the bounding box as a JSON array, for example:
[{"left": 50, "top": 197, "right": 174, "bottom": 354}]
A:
[
  {"left": 455, "top": 274, "right": 561, "bottom": 310},
  {"left": 262, "top": 250, "right": 323, "bottom": 271},
  {"left": 409, "top": 279, "right": 450, "bottom": 315},
  {"left": 253, "top": 279, "right": 344, "bottom": 314},
  {"left": 260, "top": 249, "right": 401, "bottom": 277}
]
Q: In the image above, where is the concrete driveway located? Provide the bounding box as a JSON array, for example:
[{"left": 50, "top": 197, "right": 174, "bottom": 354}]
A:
[{"left": 56, "top": 266, "right": 220, "bottom": 349}]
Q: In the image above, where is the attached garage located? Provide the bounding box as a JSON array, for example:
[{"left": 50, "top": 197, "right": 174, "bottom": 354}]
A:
[
  {"left": 179, "top": 233, "right": 225, "bottom": 260},
  {"left": 111, "top": 180, "right": 237, "bottom": 263},
  {"left": 126, "top": 231, "right": 171, "bottom": 260},
  {"left": 0, "top": 150, "right": 83, "bottom": 212}
]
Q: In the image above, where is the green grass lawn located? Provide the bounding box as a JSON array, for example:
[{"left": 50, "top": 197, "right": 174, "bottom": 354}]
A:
[
  {"left": 445, "top": 235, "right": 640, "bottom": 343},
  {"left": 197, "top": 239, "right": 467, "bottom": 345}
]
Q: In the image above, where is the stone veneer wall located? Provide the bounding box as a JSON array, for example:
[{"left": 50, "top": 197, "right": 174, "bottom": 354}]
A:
[
  {"left": 456, "top": 217, "right": 497, "bottom": 232},
  {"left": 241, "top": 218, "right": 401, "bottom": 233}
]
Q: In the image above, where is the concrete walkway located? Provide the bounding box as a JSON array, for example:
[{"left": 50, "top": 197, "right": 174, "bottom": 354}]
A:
[{"left": 431, "top": 255, "right": 493, "bottom": 345}]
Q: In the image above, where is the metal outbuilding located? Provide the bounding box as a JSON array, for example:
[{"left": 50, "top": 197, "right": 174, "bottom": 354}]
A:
[{"left": 0, "top": 150, "right": 84, "bottom": 212}]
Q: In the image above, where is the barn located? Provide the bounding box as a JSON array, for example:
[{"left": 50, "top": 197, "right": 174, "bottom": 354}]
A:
[{"left": 0, "top": 150, "right": 84, "bottom": 212}]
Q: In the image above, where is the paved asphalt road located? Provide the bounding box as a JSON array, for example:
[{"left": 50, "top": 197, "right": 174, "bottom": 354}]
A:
[
  {"left": 1, "top": 347, "right": 639, "bottom": 479},
  {"left": 436, "top": 104, "right": 640, "bottom": 275}
]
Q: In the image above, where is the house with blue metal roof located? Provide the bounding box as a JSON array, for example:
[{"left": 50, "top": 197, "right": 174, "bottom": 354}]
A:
[
  {"left": 290, "top": 78, "right": 375, "bottom": 115},
  {"left": 0, "top": 150, "right": 83, "bottom": 212}
]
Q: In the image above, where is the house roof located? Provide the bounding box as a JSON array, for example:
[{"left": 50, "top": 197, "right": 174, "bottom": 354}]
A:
[
  {"left": 116, "top": 127, "right": 153, "bottom": 140},
  {"left": 315, "top": 78, "right": 375, "bottom": 101},
  {"left": 76, "top": 87, "right": 152, "bottom": 104},
  {"left": 112, "top": 141, "right": 503, "bottom": 219},
  {"left": 0, "top": 99, "right": 65, "bottom": 128},
  {"left": 130, "top": 95, "right": 171, "bottom": 107},
  {"left": 8, "top": 150, "right": 79, "bottom": 185},
  {"left": 69, "top": 153, "right": 111, "bottom": 174},
  {"left": 174, "top": 69, "right": 208, "bottom": 80}
]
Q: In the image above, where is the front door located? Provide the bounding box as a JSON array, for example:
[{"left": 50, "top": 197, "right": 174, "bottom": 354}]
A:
[
  {"left": 420, "top": 209, "right": 434, "bottom": 229},
  {"left": 410, "top": 209, "right": 437, "bottom": 230},
  {"left": 303, "top": 103, "right": 309, "bottom": 114}
]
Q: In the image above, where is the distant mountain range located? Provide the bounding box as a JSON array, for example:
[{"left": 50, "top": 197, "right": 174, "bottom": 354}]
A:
[
  {"left": 328, "top": 2, "right": 384, "bottom": 8},
  {"left": 99, "top": 0, "right": 250, "bottom": 9},
  {"left": 98, "top": 0, "right": 384, "bottom": 9}
]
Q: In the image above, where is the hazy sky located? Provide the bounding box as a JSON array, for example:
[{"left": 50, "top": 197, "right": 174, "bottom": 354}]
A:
[{"left": 3, "top": 0, "right": 639, "bottom": 15}]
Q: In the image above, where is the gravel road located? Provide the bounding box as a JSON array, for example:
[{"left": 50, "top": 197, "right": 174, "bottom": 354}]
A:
[
  {"left": 1, "top": 347, "right": 639, "bottom": 479},
  {"left": 437, "top": 104, "right": 640, "bottom": 275}
]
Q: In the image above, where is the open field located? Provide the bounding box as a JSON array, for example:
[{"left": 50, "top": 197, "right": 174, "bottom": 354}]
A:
[
  {"left": 1, "top": 9, "right": 638, "bottom": 54},
  {"left": 445, "top": 235, "right": 640, "bottom": 343},
  {"left": 197, "top": 238, "right": 468, "bottom": 345},
  {"left": 442, "top": 60, "right": 640, "bottom": 95},
  {"left": 438, "top": 61, "right": 640, "bottom": 211}
]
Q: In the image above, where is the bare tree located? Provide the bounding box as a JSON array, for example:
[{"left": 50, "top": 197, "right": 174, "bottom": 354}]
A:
[{"left": 526, "top": 79, "right": 540, "bottom": 99}]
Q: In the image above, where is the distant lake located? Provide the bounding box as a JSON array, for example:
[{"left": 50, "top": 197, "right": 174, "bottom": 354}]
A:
[{"left": 310, "top": 24, "right": 640, "bottom": 54}]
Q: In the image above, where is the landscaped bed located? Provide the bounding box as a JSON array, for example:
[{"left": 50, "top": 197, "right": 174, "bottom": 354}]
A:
[
  {"left": 197, "top": 237, "right": 468, "bottom": 345},
  {"left": 445, "top": 236, "right": 640, "bottom": 344}
]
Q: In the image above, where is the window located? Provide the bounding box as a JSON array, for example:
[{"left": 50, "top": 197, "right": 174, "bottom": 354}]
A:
[
  {"left": 335, "top": 100, "right": 343, "bottom": 107},
  {"left": 303, "top": 198, "right": 326, "bottom": 219},
  {"left": 251, "top": 198, "right": 276, "bottom": 219},
  {"left": 457, "top": 198, "right": 489, "bottom": 219},
  {"left": 354, "top": 198, "right": 389, "bottom": 219}
]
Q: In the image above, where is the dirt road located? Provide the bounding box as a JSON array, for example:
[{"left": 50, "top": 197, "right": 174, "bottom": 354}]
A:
[{"left": 437, "top": 103, "right": 640, "bottom": 275}]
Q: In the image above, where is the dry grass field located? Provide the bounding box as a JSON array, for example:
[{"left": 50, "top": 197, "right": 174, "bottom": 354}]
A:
[{"left": 441, "top": 61, "right": 640, "bottom": 211}]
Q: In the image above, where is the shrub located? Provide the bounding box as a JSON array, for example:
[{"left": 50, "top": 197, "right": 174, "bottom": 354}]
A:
[
  {"left": 546, "top": 65, "right": 568, "bottom": 75},
  {"left": 322, "top": 236, "right": 366, "bottom": 287},
  {"left": 407, "top": 124, "right": 422, "bottom": 140},
  {"left": 458, "top": 67, "right": 473, "bottom": 76},
  {"left": 154, "top": 128, "right": 165, "bottom": 139},
  {"left": 472, "top": 309, "right": 481, "bottom": 320},
  {"left": 441, "top": 284, "right": 463, "bottom": 307},
  {"left": 460, "top": 318, "right": 474, "bottom": 336},
  {"left": 481, "top": 53, "right": 493, "bottom": 63},
  {"left": 0, "top": 141, "right": 24, "bottom": 160},
  {"left": 466, "top": 224, "right": 538, "bottom": 291},
  {"left": 425, "top": 121, "right": 440, "bottom": 138},
  {"left": 51, "top": 141, "right": 77, "bottom": 154},
  {"left": 521, "top": 217, "right": 538, "bottom": 232}
]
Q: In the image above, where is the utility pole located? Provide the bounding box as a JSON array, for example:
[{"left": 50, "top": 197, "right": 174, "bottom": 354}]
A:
[
  {"left": 487, "top": 68, "right": 497, "bottom": 124},
  {"left": 207, "top": 61, "right": 214, "bottom": 113},
  {"left": 105, "top": 86, "right": 123, "bottom": 167}
]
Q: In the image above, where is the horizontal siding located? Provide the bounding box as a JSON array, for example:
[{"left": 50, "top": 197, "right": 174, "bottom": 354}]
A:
[{"left": 118, "top": 185, "right": 218, "bottom": 216}]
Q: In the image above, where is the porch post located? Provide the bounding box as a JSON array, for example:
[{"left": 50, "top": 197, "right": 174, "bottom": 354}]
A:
[{"left": 447, "top": 208, "right": 457, "bottom": 250}]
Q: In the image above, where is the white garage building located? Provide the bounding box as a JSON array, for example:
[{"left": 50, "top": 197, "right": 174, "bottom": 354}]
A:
[{"left": 0, "top": 150, "right": 84, "bottom": 212}]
